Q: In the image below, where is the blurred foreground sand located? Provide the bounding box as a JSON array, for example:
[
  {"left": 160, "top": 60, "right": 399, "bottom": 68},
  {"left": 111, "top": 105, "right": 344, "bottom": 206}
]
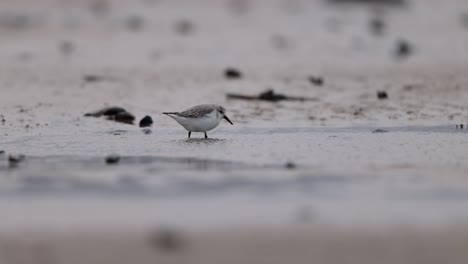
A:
[{"left": 2, "top": 227, "right": 468, "bottom": 264}]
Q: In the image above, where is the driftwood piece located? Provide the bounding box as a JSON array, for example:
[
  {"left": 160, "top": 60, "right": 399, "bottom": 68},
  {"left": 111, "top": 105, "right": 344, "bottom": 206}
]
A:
[{"left": 226, "top": 89, "right": 317, "bottom": 102}]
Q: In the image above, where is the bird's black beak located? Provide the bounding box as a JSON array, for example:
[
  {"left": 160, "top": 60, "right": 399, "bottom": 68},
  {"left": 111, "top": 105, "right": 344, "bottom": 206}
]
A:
[{"left": 223, "top": 115, "right": 233, "bottom": 125}]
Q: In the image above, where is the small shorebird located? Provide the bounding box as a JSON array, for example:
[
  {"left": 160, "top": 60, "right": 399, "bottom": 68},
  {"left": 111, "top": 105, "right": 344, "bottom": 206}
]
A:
[{"left": 163, "top": 104, "right": 233, "bottom": 139}]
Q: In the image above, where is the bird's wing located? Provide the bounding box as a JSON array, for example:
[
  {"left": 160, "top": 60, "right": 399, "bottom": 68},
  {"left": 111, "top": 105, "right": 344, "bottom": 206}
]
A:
[{"left": 178, "top": 105, "right": 215, "bottom": 118}]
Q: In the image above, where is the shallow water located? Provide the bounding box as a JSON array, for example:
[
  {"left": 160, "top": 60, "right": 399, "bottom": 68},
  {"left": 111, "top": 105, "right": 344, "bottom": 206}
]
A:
[{"left": 1, "top": 125, "right": 468, "bottom": 231}]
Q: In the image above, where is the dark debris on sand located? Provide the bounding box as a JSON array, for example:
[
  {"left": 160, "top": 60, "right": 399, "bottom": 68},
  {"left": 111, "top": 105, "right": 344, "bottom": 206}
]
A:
[
  {"left": 174, "top": 19, "right": 195, "bottom": 35},
  {"left": 369, "top": 17, "right": 386, "bottom": 36},
  {"left": 58, "top": 40, "right": 75, "bottom": 56},
  {"left": 377, "top": 91, "right": 388, "bottom": 99},
  {"left": 227, "top": 89, "right": 317, "bottom": 102},
  {"left": 372, "top": 129, "right": 389, "bottom": 133},
  {"left": 85, "top": 106, "right": 135, "bottom": 125},
  {"left": 461, "top": 13, "right": 468, "bottom": 29},
  {"left": 85, "top": 106, "right": 126, "bottom": 117},
  {"left": 8, "top": 154, "right": 25, "bottom": 164},
  {"left": 125, "top": 15, "right": 145, "bottom": 32},
  {"left": 139, "top": 115, "right": 153, "bottom": 127},
  {"left": 83, "top": 74, "right": 104, "bottom": 83},
  {"left": 285, "top": 162, "right": 296, "bottom": 169},
  {"left": 308, "top": 76, "right": 324, "bottom": 86},
  {"left": 105, "top": 155, "right": 120, "bottom": 165},
  {"left": 394, "top": 39, "right": 413, "bottom": 59},
  {"left": 114, "top": 112, "right": 135, "bottom": 125},
  {"left": 148, "top": 229, "right": 185, "bottom": 253},
  {"left": 224, "top": 68, "right": 243, "bottom": 79}
]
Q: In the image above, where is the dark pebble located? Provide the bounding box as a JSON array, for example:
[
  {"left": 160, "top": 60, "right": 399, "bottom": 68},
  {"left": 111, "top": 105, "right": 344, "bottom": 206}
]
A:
[
  {"left": 114, "top": 111, "right": 135, "bottom": 124},
  {"left": 270, "top": 34, "right": 290, "bottom": 50},
  {"left": 258, "top": 89, "right": 287, "bottom": 102},
  {"left": 105, "top": 155, "right": 120, "bottom": 164},
  {"left": 142, "top": 129, "right": 152, "bottom": 135},
  {"left": 83, "top": 74, "right": 103, "bottom": 83},
  {"left": 353, "top": 107, "right": 364, "bottom": 116},
  {"left": 308, "top": 76, "right": 324, "bottom": 86},
  {"left": 0, "top": 150, "right": 5, "bottom": 155},
  {"left": 125, "top": 15, "right": 145, "bottom": 32},
  {"left": 148, "top": 229, "right": 184, "bottom": 252},
  {"left": 372, "top": 129, "right": 389, "bottom": 133},
  {"left": 139, "top": 115, "right": 153, "bottom": 127},
  {"left": 369, "top": 17, "right": 386, "bottom": 36},
  {"left": 394, "top": 40, "right": 412, "bottom": 59},
  {"left": 174, "top": 19, "right": 195, "bottom": 35},
  {"left": 285, "top": 162, "right": 296, "bottom": 169},
  {"left": 8, "top": 154, "right": 25, "bottom": 163},
  {"left": 227, "top": 0, "right": 250, "bottom": 15},
  {"left": 377, "top": 91, "right": 388, "bottom": 99},
  {"left": 0, "top": 12, "right": 33, "bottom": 31},
  {"left": 59, "top": 40, "right": 74, "bottom": 56},
  {"left": 89, "top": 0, "right": 111, "bottom": 16},
  {"left": 461, "top": 13, "right": 468, "bottom": 28},
  {"left": 224, "top": 68, "right": 242, "bottom": 79},
  {"left": 85, "top": 106, "right": 126, "bottom": 117}
]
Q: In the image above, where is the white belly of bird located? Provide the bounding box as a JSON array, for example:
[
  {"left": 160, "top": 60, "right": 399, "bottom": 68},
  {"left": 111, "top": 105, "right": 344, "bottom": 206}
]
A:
[{"left": 176, "top": 111, "right": 221, "bottom": 132}]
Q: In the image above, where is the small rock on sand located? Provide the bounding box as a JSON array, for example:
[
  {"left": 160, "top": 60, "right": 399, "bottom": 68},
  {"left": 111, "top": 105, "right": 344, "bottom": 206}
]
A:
[
  {"left": 308, "top": 76, "right": 324, "bottom": 86},
  {"left": 285, "top": 162, "right": 296, "bottom": 169},
  {"left": 377, "top": 91, "right": 388, "bottom": 99},
  {"left": 89, "top": 0, "right": 111, "bottom": 16},
  {"left": 148, "top": 229, "right": 185, "bottom": 252},
  {"left": 224, "top": 68, "right": 242, "bottom": 79},
  {"left": 83, "top": 74, "right": 104, "bottom": 83},
  {"left": 125, "top": 15, "right": 145, "bottom": 32},
  {"left": 369, "top": 17, "right": 386, "bottom": 36},
  {"left": 58, "top": 40, "right": 75, "bottom": 56},
  {"left": 139, "top": 115, "right": 153, "bottom": 127},
  {"left": 372, "top": 129, "right": 389, "bottom": 133},
  {"left": 174, "top": 19, "right": 195, "bottom": 35},
  {"left": 105, "top": 155, "right": 120, "bottom": 165},
  {"left": 460, "top": 13, "right": 468, "bottom": 28},
  {"left": 8, "top": 154, "right": 25, "bottom": 164},
  {"left": 394, "top": 40, "right": 413, "bottom": 59}
]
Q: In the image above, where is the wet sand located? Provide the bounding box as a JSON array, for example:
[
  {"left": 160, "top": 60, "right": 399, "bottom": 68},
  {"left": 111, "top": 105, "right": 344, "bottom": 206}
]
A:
[{"left": 1, "top": 0, "right": 468, "bottom": 262}]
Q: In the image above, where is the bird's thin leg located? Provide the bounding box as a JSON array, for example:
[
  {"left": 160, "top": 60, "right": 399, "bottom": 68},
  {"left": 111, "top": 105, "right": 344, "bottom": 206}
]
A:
[
  {"left": 188, "top": 131, "right": 191, "bottom": 138},
  {"left": 204, "top": 132, "right": 208, "bottom": 139}
]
